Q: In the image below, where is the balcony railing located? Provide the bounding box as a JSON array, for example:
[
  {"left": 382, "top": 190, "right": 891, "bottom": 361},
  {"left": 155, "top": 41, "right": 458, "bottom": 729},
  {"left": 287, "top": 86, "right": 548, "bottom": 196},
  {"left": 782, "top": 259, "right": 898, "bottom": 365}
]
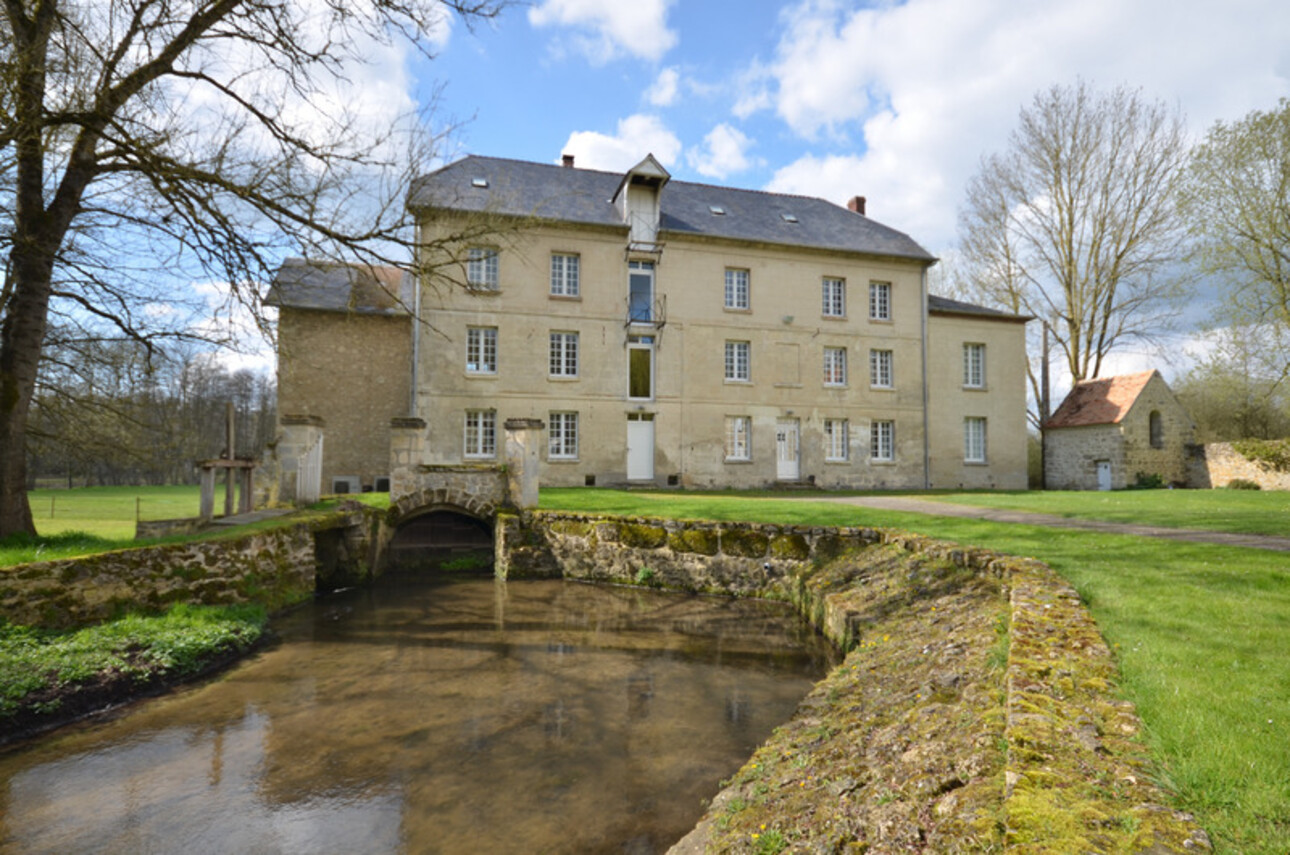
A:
[{"left": 626, "top": 293, "right": 667, "bottom": 328}]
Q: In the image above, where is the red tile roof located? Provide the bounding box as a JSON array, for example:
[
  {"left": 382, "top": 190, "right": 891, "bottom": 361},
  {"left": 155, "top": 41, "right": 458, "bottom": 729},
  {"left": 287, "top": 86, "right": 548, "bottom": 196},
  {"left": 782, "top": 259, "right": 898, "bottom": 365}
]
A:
[{"left": 1044, "top": 370, "right": 1159, "bottom": 429}]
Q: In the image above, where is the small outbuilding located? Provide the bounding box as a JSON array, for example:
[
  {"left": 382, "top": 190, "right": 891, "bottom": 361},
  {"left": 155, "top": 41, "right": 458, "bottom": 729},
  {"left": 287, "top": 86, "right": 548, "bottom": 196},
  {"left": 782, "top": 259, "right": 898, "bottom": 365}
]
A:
[{"left": 1043, "top": 370, "right": 1195, "bottom": 490}]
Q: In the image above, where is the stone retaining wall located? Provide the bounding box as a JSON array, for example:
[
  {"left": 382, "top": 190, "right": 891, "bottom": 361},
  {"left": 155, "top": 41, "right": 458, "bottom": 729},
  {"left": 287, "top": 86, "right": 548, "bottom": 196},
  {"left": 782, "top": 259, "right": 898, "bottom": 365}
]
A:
[
  {"left": 501, "top": 510, "right": 1210, "bottom": 852},
  {"left": 1188, "top": 442, "right": 1290, "bottom": 490}
]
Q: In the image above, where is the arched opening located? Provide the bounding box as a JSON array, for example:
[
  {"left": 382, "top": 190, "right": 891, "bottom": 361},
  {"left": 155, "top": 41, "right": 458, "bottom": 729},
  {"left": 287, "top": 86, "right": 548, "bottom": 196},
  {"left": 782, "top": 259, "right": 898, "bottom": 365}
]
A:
[
  {"left": 1149, "top": 410, "right": 1164, "bottom": 449},
  {"left": 387, "top": 509, "right": 493, "bottom": 574}
]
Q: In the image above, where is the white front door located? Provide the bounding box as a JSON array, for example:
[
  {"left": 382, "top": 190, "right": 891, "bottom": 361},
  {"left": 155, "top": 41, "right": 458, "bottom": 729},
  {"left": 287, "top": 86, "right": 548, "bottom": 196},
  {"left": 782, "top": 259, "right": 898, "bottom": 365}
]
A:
[
  {"left": 776, "top": 420, "right": 800, "bottom": 481},
  {"left": 627, "top": 415, "right": 655, "bottom": 481},
  {"left": 1096, "top": 460, "right": 1112, "bottom": 491}
]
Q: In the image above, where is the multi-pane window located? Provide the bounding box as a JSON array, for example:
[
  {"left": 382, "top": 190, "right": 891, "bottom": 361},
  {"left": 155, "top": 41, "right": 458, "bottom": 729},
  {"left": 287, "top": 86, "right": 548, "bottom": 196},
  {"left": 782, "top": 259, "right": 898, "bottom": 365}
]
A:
[
  {"left": 549, "top": 331, "right": 579, "bottom": 377},
  {"left": 822, "top": 277, "right": 846, "bottom": 317},
  {"left": 869, "top": 281, "right": 891, "bottom": 320},
  {"left": 466, "top": 327, "right": 497, "bottom": 374},
  {"left": 869, "top": 349, "right": 893, "bottom": 388},
  {"left": 725, "top": 416, "right": 751, "bottom": 461},
  {"left": 965, "top": 417, "right": 987, "bottom": 463},
  {"left": 725, "top": 341, "right": 750, "bottom": 382},
  {"left": 550, "top": 253, "right": 580, "bottom": 297},
  {"left": 725, "top": 268, "right": 750, "bottom": 310},
  {"left": 466, "top": 247, "right": 499, "bottom": 290},
  {"left": 824, "top": 419, "right": 849, "bottom": 461},
  {"left": 549, "top": 411, "right": 579, "bottom": 459},
  {"left": 963, "top": 343, "right": 986, "bottom": 388},
  {"left": 823, "top": 347, "right": 847, "bottom": 386},
  {"left": 464, "top": 410, "right": 496, "bottom": 458},
  {"left": 870, "top": 420, "right": 895, "bottom": 462}
]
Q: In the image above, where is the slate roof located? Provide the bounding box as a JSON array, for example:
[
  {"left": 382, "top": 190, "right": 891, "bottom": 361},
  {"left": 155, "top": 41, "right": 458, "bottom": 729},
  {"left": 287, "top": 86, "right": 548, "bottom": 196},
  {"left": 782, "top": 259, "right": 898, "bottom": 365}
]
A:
[
  {"left": 266, "top": 258, "right": 412, "bottom": 314},
  {"left": 927, "top": 294, "right": 1030, "bottom": 322},
  {"left": 1044, "top": 370, "right": 1160, "bottom": 429},
  {"left": 408, "top": 155, "right": 937, "bottom": 263}
]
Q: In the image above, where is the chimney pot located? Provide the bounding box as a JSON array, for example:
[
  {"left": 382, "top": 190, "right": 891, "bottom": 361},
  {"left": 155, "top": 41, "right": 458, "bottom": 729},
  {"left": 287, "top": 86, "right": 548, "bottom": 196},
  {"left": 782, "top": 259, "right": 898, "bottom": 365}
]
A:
[
  {"left": 847, "top": 195, "right": 866, "bottom": 215},
  {"left": 562, "top": 154, "right": 575, "bottom": 168}
]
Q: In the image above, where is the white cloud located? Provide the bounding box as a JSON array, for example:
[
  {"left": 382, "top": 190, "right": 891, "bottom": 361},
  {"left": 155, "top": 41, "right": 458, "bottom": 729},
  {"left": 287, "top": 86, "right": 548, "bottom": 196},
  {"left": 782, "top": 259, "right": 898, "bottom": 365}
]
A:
[
  {"left": 646, "top": 67, "right": 681, "bottom": 107},
  {"left": 750, "top": 0, "right": 1290, "bottom": 251},
  {"left": 528, "top": 0, "right": 677, "bottom": 64},
  {"left": 188, "top": 281, "right": 278, "bottom": 374},
  {"left": 560, "top": 115, "right": 683, "bottom": 172},
  {"left": 687, "top": 123, "right": 758, "bottom": 179}
]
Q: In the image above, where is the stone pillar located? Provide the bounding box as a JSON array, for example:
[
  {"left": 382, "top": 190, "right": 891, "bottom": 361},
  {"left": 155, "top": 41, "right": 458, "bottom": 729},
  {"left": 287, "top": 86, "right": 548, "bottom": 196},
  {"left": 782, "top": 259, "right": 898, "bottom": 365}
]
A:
[
  {"left": 389, "top": 417, "right": 427, "bottom": 503},
  {"left": 277, "top": 415, "right": 326, "bottom": 505},
  {"left": 504, "top": 418, "right": 544, "bottom": 510}
]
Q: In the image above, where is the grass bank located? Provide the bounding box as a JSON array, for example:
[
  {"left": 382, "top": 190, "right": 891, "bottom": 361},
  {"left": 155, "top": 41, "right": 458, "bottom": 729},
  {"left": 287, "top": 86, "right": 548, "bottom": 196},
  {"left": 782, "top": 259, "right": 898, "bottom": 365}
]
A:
[
  {"left": 0, "top": 603, "right": 267, "bottom": 742},
  {"left": 540, "top": 488, "right": 1289, "bottom": 853}
]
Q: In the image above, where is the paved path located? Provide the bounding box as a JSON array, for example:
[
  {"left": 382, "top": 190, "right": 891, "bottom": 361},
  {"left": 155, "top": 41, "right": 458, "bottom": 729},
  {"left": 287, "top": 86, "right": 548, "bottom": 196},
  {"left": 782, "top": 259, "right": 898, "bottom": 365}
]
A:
[
  {"left": 210, "top": 508, "right": 294, "bottom": 527},
  {"left": 809, "top": 495, "right": 1290, "bottom": 553}
]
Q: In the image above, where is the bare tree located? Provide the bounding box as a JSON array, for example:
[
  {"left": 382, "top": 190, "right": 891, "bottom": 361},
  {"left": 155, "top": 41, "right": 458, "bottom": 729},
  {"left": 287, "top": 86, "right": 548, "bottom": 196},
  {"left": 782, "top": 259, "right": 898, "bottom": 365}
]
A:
[
  {"left": 957, "top": 81, "right": 1191, "bottom": 419},
  {"left": 1182, "top": 98, "right": 1290, "bottom": 332},
  {"left": 0, "top": 0, "right": 505, "bottom": 536}
]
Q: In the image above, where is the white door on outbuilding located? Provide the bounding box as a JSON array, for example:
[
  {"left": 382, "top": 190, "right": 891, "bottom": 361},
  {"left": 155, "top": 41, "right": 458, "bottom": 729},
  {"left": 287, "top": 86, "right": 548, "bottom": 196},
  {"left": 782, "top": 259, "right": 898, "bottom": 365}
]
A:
[{"left": 1096, "top": 460, "right": 1112, "bottom": 491}]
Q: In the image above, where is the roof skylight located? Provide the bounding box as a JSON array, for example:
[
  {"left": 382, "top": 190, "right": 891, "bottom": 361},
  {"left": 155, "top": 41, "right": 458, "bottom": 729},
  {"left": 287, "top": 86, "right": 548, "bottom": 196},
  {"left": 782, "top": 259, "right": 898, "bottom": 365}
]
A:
[
  {"left": 780, "top": 213, "right": 799, "bottom": 223},
  {"left": 709, "top": 205, "right": 726, "bottom": 215},
  {"left": 471, "top": 177, "right": 489, "bottom": 188}
]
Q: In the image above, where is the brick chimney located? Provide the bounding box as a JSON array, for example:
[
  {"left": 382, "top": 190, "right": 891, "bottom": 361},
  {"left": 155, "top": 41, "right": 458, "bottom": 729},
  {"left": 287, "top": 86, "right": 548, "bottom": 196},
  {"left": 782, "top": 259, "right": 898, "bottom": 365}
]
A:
[
  {"left": 562, "top": 154, "right": 575, "bottom": 168},
  {"left": 847, "top": 195, "right": 866, "bottom": 215}
]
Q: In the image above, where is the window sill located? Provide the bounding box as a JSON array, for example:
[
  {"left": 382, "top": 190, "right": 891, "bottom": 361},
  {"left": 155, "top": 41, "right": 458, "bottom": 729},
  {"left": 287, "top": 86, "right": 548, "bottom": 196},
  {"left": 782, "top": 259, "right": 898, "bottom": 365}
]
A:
[
  {"left": 868, "top": 317, "right": 893, "bottom": 324},
  {"left": 549, "top": 294, "right": 582, "bottom": 301},
  {"left": 724, "top": 458, "right": 753, "bottom": 464},
  {"left": 824, "top": 383, "right": 848, "bottom": 390},
  {"left": 724, "top": 379, "right": 752, "bottom": 386},
  {"left": 869, "top": 459, "right": 896, "bottom": 466},
  {"left": 723, "top": 307, "right": 752, "bottom": 314},
  {"left": 466, "top": 286, "right": 502, "bottom": 295},
  {"left": 962, "top": 385, "right": 988, "bottom": 392},
  {"left": 466, "top": 372, "right": 498, "bottom": 379},
  {"left": 821, "top": 314, "right": 847, "bottom": 321},
  {"left": 547, "top": 457, "right": 580, "bottom": 464},
  {"left": 964, "top": 460, "right": 989, "bottom": 466},
  {"left": 824, "top": 458, "right": 851, "bottom": 465},
  {"left": 869, "top": 385, "right": 895, "bottom": 392},
  {"left": 548, "top": 375, "right": 580, "bottom": 382}
]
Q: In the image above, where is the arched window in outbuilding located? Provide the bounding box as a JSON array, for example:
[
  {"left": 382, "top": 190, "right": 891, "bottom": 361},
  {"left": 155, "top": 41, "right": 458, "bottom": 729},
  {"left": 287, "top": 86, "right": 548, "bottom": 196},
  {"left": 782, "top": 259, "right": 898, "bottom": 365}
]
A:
[{"left": 1149, "top": 410, "right": 1164, "bottom": 449}]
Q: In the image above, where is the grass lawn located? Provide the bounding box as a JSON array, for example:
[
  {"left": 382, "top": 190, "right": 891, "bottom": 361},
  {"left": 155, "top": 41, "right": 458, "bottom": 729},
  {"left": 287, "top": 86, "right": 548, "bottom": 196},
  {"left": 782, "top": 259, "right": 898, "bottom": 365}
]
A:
[
  {"left": 28, "top": 484, "right": 225, "bottom": 539},
  {"left": 924, "top": 488, "right": 1290, "bottom": 537},
  {"left": 540, "top": 487, "right": 1290, "bottom": 853}
]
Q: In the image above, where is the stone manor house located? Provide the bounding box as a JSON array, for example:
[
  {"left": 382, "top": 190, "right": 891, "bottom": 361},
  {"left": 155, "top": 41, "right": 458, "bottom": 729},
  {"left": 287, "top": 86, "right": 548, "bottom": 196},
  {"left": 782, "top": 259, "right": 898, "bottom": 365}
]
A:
[{"left": 267, "top": 154, "right": 1030, "bottom": 496}]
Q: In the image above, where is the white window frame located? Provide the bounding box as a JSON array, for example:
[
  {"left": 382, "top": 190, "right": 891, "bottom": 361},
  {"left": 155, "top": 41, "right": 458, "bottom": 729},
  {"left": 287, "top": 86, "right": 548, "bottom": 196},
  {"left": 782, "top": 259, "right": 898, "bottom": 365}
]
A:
[
  {"left": 549, "top": 331, "right": 579, "bottom": 378},
  {"left": 466, "top": 247, "right": 499, "bottom": 291},
  {"left": 824, "top": 419, "right": 849, "bottom": 462},
  {"left": 725, "top": 340, "right": 750, "bottom": 382},
  {"left": 823, "top": 346, "right": 847, "bottom": 387},
  {"left": 965, "top": 417, "right": 987, "bottom": 463},
  {"left": 548, "top": 411, "right": 579, "bottom": 460},
  {"left": 963, "top": 343, "right": 986, "bottom": 388},
  {"left": 725, "top": 268, "right": 750, "bottom": 310},
  {"left": 466, "top": 326, "right": 497, "bottom": 374},
  {"left": 550, "top": 253, "right": 580, "bottom": 297},
  {"left": 464, "top": 409, "right": 496, "bottom": 458},
  {"left": 871, "top": 420, "right": 895, "bottom": 462},
  {"left": 869, "top": 281, "right": 891, "bottom": 321},
  {"left": 725, "top": 416, "right": 751, "bottom": 461},
  {"left": 869, "top": 349, "right": 893, "bottom": 388},
  {"left": 822, "top": 277, "right": 846, "bottom": 318}
]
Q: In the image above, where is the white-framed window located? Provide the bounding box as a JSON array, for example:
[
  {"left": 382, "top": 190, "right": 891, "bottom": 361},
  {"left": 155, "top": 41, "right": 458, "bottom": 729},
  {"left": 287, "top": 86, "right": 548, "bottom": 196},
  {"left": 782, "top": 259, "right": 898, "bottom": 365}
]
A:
[
  {"left": 466, "top": 326, "right": 497, "bottom": 374},
  {"left": 965, "top": 417, "right": 987, "bottom": 463},
  {"left": 549, "top": 411, "right": 579, "bottom": 459},
  {"left": 550, "top": 253, "right": 580, "bottom": 297},
  {"left": 725, "top": 416, "right": 751, "bottom": 461},
  {"left": 464, "top": 409, "right": 496, "bottom": 458},
  {"left": 824, "top": 419, "right": 849, "bottom": 461},
  {"left": 725, "top": 268, "right": 750, "bottom": 310},
  {"left": 869, "top": 281, "right": 891, "bottom": 320},
  {"left": 870, "top": 420, "right": 895, "bottom": 462},
  {"left": 628, "top": 334, "right": 654, "bottom": 400},
  {"left": 869, "top": 349, "right": 893, "bottom": 388},
  {"left": 549, "top": 331, "right": 579, "bottom": 377},
  {"left": 963, "top": 343, "right": 986, "bottom": 388},
  {"left": 823, "top": 346, "right": 847, "bottom": 386},
  {"left": 822, "top": 277, "right": 846, "bottom": 318},
  {"left": 466, "top": 247, "right": 499, "bottom": 290},
  {"left": 725, "top": 340, "right": 750, "bottom": 382}
]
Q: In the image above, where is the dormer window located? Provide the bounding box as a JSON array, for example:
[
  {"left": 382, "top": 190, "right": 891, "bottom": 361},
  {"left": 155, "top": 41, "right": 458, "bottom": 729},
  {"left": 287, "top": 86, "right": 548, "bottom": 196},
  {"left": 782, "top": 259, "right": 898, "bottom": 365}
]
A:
[
  {"left": 709, "top": 205, "right": 726, "bottom": 215},
  {"left": 780, "top": 213, "right": 799, "bottom": 223},
  {"left": 471, "top": 177, "right": 489, "bottom": 188}
]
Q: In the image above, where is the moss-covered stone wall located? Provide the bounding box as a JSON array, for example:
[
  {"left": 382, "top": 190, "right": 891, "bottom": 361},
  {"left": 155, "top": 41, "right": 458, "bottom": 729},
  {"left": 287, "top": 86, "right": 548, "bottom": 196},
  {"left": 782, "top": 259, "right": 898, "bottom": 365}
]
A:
[{"left": 0, "top": 523, "right": 329, "bottom": 629}]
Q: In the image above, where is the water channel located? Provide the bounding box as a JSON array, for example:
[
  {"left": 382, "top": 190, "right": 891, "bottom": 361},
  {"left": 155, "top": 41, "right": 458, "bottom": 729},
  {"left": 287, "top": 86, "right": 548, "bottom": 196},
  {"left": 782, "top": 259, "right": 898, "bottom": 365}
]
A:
[{"left": 0, "top": 575, "right": 836, "bottom": 854}]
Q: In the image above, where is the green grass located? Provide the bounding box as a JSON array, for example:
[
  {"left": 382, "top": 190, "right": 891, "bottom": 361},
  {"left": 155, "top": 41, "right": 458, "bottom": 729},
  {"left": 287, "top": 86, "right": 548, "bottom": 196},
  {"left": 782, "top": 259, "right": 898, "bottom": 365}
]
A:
[
  {"left": 28, "top": 484, "right": 230, "bottom": 539},
  {"left": 924, "top": 488, "right": 1290, "bottom": 537},
  {"left": 539, "top": 488, "right": 1290, "bottom": 853},
  {"left": 0, "top": 603, "right": 267, "bottom": 721}
]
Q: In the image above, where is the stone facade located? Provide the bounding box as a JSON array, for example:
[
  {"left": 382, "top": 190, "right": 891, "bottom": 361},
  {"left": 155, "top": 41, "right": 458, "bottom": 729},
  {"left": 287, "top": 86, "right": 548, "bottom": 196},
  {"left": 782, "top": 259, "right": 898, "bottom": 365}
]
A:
[
  {"left": 274, "top": 307, "right": 411, "bottom": 494},
  {"left": 1044, "top": 371, "right": 1195, "bottom": 490}
]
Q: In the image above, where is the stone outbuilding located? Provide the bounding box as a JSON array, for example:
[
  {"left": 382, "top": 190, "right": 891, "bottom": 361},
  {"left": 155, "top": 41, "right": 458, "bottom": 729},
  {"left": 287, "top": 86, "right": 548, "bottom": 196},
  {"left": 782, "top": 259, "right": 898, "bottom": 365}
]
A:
[{"left": 1043, "top": 370, "right": 1195, "bottom": 490}]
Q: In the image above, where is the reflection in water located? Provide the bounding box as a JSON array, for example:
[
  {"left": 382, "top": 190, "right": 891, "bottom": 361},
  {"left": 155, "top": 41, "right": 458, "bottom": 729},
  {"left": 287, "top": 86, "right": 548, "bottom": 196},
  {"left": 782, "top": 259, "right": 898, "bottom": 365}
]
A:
[{"left": 0, "top": 578, "right": 834, "bottom": 854}]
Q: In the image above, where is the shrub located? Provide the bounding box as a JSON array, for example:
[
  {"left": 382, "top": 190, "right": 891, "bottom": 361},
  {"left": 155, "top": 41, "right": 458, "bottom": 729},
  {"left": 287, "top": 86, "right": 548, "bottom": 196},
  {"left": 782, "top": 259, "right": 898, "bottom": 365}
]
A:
[
  {"left": 1226, "top": 478, "right": 1263, "bottom": 491},
  {"left": 1231, "top": 438, "right": 1290, "bottom": 472},
  {"left": 1128, "top": 472, "right": 1165, "bottom": 490}
]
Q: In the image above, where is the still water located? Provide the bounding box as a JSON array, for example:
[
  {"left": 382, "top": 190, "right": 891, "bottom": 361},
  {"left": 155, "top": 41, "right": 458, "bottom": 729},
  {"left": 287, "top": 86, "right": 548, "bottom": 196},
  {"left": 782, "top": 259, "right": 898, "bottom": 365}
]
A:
[{"left": 0, "top": 577, "right": 835, "bottom": 854}]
